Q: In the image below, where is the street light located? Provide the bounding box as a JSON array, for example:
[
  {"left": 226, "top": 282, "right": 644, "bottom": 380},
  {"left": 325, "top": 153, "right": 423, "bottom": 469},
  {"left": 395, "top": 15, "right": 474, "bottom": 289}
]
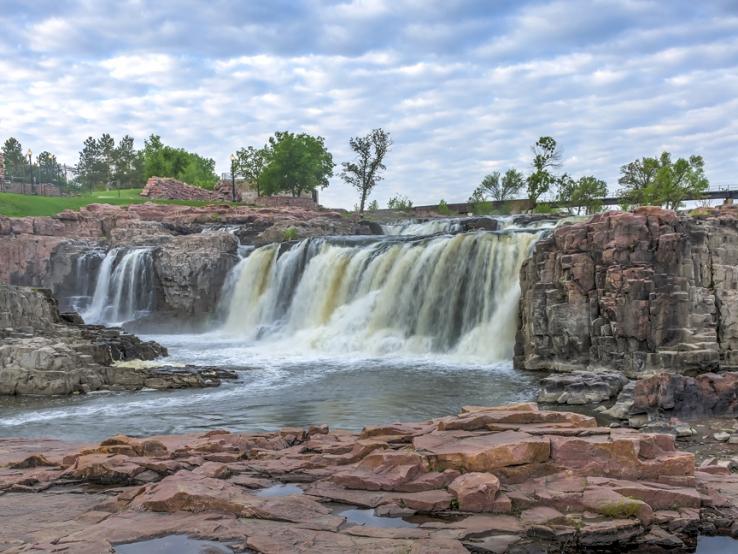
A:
[
  {"left": 229, "top": 153, "right": 237, "bottom": 202},
  {"left": 26, "top": 149, "right": 34, "bottom": 194}
]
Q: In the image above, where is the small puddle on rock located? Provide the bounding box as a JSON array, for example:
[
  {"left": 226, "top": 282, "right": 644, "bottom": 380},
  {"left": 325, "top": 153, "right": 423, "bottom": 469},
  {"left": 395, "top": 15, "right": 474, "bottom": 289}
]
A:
[
  {"left": 339, "top": 508, "right": 419, "bottom": 528},
  {"left": 695, "top": 536, "right": 738, "bottom": 553},
  {"left": 254, "top": 483, "right": 303, "bottom": 497},
  {"left": 115, "top": 534, "right": 234, "bottom": 553}
]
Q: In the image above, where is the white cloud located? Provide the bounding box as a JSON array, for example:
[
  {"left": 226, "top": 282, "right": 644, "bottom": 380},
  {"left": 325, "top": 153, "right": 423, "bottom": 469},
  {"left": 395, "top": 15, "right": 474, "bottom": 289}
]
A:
[{"left": 0, "top": 1, "right": 737, "bottom": 209}]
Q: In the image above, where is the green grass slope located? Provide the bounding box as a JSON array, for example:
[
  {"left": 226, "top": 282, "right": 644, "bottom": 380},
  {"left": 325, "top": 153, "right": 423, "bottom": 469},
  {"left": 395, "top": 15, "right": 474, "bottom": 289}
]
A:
[{"left": 0, "top": 189, "right": 227, "bottom": 217}]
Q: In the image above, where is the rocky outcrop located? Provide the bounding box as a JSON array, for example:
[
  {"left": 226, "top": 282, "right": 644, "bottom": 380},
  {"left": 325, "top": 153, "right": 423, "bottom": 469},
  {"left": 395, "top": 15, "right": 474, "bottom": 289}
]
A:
[
  {"left": 630, "top": 372, "right": 738, "bottom": 419},
  {"left": 0, "top": 285, "right": 237, "bottom": 395},
  {"left": 516, "top": 207, "right": 738, "bottom": 376},
  {"left": 538, "top": 370, "right": 628, "bottom": 405},
  {"left": 1, "top": 203, "right": 379, "bottom": 325},
  {"left": 2, "top": 402, "right": 737, "bottom": 552}
]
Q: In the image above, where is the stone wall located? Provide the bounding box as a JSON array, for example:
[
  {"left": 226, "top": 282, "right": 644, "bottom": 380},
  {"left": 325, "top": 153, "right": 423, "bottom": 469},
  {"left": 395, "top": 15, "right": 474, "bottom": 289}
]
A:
[
  {"left": 140, "top": 177, "right": 240, "bottom": 202},
  {"left": 515, "top": 206, "right": 738, "bottom": 376}
]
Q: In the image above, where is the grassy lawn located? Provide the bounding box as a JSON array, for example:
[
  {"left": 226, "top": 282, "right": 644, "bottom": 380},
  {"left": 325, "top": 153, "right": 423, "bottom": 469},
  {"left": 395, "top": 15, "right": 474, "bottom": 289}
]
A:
[{"left": 0, "top": 189, "right": 230, "bottom": 217}]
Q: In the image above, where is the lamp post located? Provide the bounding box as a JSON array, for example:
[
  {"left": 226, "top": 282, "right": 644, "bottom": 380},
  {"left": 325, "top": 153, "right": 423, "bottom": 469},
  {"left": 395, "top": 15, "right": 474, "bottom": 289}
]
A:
[
  {"left": 27, "top": 149, "right": 34, "bottom": 195},
  {"left": 229, "top": 153, "right": 237, "bottom": 202}
]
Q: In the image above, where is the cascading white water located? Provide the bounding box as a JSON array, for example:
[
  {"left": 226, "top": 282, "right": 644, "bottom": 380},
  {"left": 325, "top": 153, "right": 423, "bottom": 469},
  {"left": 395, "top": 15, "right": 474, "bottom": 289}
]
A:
[
  {"left": 382, "top": 219, "right": 465, "bottom": 235},
  {"left": 82, "top": 247, "right": 156, "bottom": 325},
  {"left": 222, "top": 228, "right": 542, "bottom": 361}
]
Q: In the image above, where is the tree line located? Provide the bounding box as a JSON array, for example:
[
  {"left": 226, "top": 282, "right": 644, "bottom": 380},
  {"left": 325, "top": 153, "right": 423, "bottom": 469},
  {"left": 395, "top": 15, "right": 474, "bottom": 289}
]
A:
[
  {"left": 464, "top": 136, "right": 709, "bottom": 215},
  {"left": 3, "top": 130, "right": 710, "bottom": 213},
  {"left": 1, "top": 138, "right": 69, "bottom": 189}
]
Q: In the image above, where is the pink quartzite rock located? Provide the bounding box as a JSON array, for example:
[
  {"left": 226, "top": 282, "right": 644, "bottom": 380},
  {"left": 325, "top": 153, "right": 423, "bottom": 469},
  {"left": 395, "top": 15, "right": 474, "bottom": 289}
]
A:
[
  {"left": 448, "top": 472, "right": 500, "bottom": 512},
  {"left": 413, "top": 430, "right": 551, "bottom": 472}
]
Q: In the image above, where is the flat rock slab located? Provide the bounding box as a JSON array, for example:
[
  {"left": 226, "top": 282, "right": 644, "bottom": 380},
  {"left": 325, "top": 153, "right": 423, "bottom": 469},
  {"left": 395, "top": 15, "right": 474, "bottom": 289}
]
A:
[
  {"left": 414, "top": 430, "right": 550, "bottom": 472},
  {"left": 2, "top": 402, "right": 738, "bottom": 552}
]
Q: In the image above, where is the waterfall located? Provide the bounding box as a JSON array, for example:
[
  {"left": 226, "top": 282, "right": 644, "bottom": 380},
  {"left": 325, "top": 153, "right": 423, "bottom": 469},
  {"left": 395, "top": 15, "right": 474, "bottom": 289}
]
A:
[
  {"left": 382, "top": 219, "right": 465, "bottom": 236},
  {"left": 221, "top": 228, "right": 542, "bottom": 361},
  {"left": 82, "top": 247, "right": 156, "bottom": 325},
  {"left": 60, "top": 248, "right": 106, "bottom": 313}
]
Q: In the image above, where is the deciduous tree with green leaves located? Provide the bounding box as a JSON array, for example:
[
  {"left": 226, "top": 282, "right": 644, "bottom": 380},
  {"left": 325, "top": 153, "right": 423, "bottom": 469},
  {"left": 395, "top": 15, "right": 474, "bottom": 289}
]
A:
[
  {"left": 141, "top": 134, "right": 218, "bottom": 188},
  {"left": 557, "top": 174, "right": 607, "bottom": 215},
  {"left": 260, "top": 131, "right": 334, "bottom": 197},
  {"left": 526, "top": 136, "right": 561, "bottom": 207},
  {"left": 473, "top": 169, "right": 525, "bottom": 202},
  {"left": 340, "top": 128, "right": 392, "bottom": 214},
  {"left": 234, "top": 145, "right": 269, "bottom": 197},
  {"left": 618, "top": 152, "right": 708, "bottom": 210}
]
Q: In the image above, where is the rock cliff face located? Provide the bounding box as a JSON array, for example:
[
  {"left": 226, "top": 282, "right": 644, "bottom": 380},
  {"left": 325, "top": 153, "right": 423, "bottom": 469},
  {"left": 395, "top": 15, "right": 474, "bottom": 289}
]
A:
[
  {"left": 0, "top": 203, "right": 376, "bottom": 326},
  {"left": 515, "top": 207, "right": 738, "bottom": 376}
]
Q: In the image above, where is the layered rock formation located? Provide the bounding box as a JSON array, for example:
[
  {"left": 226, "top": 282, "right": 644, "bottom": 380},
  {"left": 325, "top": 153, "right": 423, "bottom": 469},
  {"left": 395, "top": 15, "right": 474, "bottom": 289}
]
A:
[
  {"left": 0, "top": 285, "right": 236, "bottom": 395},
  {"left": 516, "top": 207, "right": 738, "bottom": 376},
  {"left": 2, "top": 403, "right": 737, "bottom": 552},
  {"left": 0, "top": 203, "right": 376, "bottom": 325}
]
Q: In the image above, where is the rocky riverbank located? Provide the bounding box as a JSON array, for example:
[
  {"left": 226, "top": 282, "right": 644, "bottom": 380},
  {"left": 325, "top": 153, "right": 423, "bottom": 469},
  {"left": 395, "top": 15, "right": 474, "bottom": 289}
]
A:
[
  {"left": 0, "top": 284, "right": 236, "bottom": 395},
  {"left": 1, "top": 402, "right": 737, "bottom": 553}
]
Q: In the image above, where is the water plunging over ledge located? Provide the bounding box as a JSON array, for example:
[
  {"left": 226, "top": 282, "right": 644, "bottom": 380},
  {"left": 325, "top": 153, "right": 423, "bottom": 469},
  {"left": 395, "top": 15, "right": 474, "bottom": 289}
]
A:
[{"left": 0, "top": 218, "right": 550, "bottom": 442}]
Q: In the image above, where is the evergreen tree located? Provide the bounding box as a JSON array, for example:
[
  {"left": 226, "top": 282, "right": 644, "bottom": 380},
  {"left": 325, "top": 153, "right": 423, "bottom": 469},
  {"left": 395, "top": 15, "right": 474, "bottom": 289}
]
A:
[{"left": 2, "top": 137, "right": 28, "bottom": 181}]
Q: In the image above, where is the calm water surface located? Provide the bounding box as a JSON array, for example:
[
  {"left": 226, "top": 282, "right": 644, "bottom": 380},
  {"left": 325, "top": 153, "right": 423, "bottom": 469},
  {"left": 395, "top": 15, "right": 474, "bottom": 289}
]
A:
[{"left": 0, "top": 333, "right": 537, "bottom": 442}]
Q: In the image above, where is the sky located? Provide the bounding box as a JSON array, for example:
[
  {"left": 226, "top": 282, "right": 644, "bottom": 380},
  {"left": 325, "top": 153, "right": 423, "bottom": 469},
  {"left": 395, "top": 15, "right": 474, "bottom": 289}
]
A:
[{"left": 1, "top": 0, "right": 737, "bottom": 208}]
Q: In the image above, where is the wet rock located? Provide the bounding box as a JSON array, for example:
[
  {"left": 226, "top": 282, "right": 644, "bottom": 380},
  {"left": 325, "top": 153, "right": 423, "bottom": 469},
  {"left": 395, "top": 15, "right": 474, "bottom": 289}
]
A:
[
  {"left": 538, "top": 370, "right": 629, "bottom": 405},
  {"left": 4, "top": 402, "right": 738, "bottom": 552}
]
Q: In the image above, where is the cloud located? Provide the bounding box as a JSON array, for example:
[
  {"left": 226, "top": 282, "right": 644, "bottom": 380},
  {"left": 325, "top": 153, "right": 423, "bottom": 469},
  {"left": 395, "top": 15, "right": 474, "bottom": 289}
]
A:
[{"left": 0, "top": 0, "right": 737, "bottom": 208}]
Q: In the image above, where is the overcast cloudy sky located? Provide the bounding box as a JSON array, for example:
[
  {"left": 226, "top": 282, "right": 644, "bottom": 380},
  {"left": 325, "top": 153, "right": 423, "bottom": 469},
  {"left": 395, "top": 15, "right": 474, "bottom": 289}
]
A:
[{"left": 1, "top": 1, "right": 737, "bottom": 208}]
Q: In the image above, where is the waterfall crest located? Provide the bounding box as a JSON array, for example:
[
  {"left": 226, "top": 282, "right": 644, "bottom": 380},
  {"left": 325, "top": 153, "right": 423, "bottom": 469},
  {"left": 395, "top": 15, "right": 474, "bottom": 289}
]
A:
[
  {"left": 82, "top": 248, "right": 156, "bottom": 325},
  {"left": 222, "top": 228, "right": 541, "bottom": 361}
]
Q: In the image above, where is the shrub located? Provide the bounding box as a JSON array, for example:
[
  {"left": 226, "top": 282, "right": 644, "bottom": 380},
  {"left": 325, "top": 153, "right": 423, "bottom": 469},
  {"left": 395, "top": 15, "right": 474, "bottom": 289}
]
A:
[
  {"left": 282, "top": 227, "right": 298, "bottom": 241},
  {"left": 437, "top": 199, "right": 452, "bottom": 215},
  {"left": 387, "top": 194, "right": 413, "bottom": 211}
]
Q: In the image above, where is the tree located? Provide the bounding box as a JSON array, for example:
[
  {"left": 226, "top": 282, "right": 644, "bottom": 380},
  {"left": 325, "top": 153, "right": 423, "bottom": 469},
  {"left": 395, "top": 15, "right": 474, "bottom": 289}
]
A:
[
  {"left": 387, "top": 194, "right": 412, "bottom": 210},
  {"left": 340, "top": 128, "right": 392, "bottom": 214},
  {"left": 98, "top": 133, "right": 115, "bottom": 188},
  {"left": 473, "top": 169, "right": 524, "bottom": 202},
  {"left": 526, "top": 136, "right": 561, "bottom": 207},
  {"left": 76, "top": 136, "right": 104, "bottom": 192},
  {"left": 141, "top": 134, "right": 218, "bottom": 188},
  {"left": 260, "top": 131, "right": 334, "bottom": 197},
  {"left": 557, "top": 174, "right": 607, "bottom": 215},
  {"left": 618, "top": 152, "right": 709, "bottom": 210},
  {"left": 36, "top": 151, "right": 67, "bottom": 188},
  {"left": 234, "top": 145, "right": 269, "bottom": 196},
  {"left": 113, "top": 135, "right": 144, "bottom": 188},
  {"left": 2, "top": 137, "right": 28, "bottom": 181}
]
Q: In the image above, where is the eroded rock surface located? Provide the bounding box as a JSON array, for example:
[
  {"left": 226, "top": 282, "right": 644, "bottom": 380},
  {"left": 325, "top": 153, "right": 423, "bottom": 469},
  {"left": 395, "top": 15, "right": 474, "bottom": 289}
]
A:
[
  {"left": 2, "top": 403, "right": 737, "bottom": 552},
  {"left": 516, "top": 206, "right": 738, "bottom": 376},
  {"left": 0, "top": 203, "right": 379, "bottom": 322},
  {"left": 0, "top": 284, "right": 236, "bottom": 395}
]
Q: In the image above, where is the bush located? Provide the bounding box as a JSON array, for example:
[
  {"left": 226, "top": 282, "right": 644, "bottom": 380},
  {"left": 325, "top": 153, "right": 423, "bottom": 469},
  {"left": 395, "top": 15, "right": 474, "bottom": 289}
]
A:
[
  {"left": 387, "top": 194, "right": 413, "bottom": 211},
  {"left": 437, "top": 199, "right": 452, "bottom": 215},
  {"left": 533, "top": 202, "right": 558, "bottom": 214},
  {"left": 282, "top": 227, "right": 298, "bottom": 241}
]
